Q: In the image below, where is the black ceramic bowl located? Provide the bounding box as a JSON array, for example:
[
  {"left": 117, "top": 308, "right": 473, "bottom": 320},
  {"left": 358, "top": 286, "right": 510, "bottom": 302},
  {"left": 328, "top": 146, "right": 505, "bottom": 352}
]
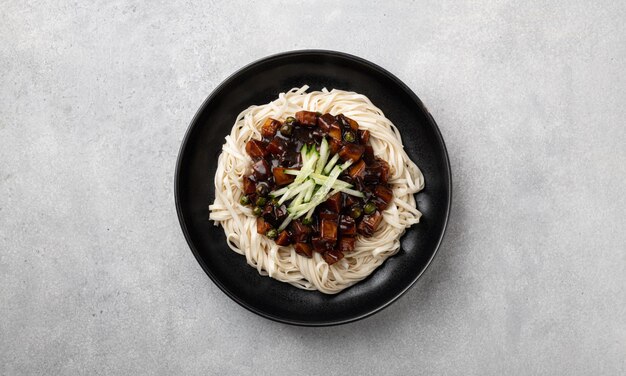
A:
[{"left": 175, "top": 50, "right": 451, "bottom": 326}]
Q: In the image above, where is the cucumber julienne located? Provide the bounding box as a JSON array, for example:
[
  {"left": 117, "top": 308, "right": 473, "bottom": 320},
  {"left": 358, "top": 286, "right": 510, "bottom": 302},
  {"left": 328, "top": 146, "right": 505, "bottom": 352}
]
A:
[{"left": 271, "top": 138, "right": 365, "bottom": 231}]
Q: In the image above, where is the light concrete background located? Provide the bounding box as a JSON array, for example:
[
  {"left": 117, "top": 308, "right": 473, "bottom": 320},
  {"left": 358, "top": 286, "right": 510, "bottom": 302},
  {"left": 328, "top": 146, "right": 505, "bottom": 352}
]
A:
[{"left": 1, "top": 1, "right": 625, "bottom": 375}]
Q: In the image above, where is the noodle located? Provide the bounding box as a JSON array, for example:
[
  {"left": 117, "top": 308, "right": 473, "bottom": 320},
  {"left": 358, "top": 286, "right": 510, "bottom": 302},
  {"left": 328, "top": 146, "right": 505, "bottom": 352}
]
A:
[{"left": 209, "top": 86, "right": 424, "bottom": 294}]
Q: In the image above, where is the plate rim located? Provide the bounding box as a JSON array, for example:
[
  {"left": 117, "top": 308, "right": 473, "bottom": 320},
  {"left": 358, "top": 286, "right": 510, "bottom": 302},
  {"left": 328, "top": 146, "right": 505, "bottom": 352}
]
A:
[{"left": 174, "top": 49, "right": 452, "bottom": 326}]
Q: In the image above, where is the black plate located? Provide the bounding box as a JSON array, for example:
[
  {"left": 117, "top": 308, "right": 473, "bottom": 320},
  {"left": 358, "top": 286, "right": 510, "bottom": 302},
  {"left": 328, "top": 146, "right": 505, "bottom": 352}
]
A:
[{"left": 175, "top": 50, "right": 451, "bottom": 326}]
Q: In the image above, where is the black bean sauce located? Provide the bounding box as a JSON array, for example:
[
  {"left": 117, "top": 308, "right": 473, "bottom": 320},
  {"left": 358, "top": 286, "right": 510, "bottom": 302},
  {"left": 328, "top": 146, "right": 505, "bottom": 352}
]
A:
[{"left": 242, "top": 112, "right": 393, "bottom": 265}]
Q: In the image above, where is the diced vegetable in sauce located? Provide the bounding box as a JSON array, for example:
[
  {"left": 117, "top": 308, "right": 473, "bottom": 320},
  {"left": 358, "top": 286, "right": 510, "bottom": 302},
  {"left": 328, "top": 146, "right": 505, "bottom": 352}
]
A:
[
  {"left": 324, "top": 192, "right": 342, "bottom": 212},
  {"left": 357, "top": 211, "right": 383, "bottom": 237},
  {"left": 261, "top": 118, "right": 282, "bottom": 138},
  {"left": 256, "top": 218, "right": 272, "bottom": 235},
  {"left": 245, "top": 140, "right": 268, "bottom": 158},
  {"left": 295, "top": 111, "right": 318, "bottom": 126},
  {"left": 320, "top": 219, "right": 338, "bottom": 242},
  {"left": 322, "top": 250, "right": 344, "bottom": 265},
  {"left": 273, "top": 167, "right": 296, "bottom": 186},
  {"left": 243, "top": 177, "right": 256, "bottom": 195},
  {"left": 338, "top": 144, "right": 365, "bottom": 162},
  {"left": 338, "top": 236, "right": 356, "bottom": 253},
  {"left": 275, "top": 230, "right": 292, "bottom": 246},
  {"left": 294, "top": 242, "right": 313, "bottom": 257}
]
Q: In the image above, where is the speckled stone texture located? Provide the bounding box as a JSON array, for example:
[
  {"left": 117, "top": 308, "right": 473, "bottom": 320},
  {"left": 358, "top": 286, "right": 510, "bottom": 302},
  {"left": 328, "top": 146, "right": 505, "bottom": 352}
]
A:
[{"left": 1, "top": 1, "right": 625, "bottom": 375}]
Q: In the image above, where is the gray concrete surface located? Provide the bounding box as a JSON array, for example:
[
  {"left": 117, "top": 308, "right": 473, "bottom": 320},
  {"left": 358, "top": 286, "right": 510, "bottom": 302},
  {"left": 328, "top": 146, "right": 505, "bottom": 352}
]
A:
[{"left": 1, "top": 1, "right": 625, "bottom": 375}]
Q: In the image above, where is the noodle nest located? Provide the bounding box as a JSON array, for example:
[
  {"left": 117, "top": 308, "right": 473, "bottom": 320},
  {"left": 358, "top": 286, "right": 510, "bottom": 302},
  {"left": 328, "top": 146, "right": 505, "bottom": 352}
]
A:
[{"left": 209, "top": 86, "right": 424, "bottom": 294}]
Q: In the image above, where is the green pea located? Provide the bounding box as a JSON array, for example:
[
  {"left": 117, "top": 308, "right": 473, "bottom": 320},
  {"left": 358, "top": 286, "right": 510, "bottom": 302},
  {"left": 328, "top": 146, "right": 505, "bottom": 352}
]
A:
[
  {"left": 253, "top": 206, "right": 263, "bottom": 216},
  {"left": 349, "top": 206, "right": 363, "bottom": 219},
  {"left": 285, "top": 116, "right": 296, "bottom": 125},
  {"left": 280, "top": 123, "right": 293, "bottom": 137},
  {"left": 256, "top": 182, "right": 269, "bottom": 196},
  {"left": 266, "top": 228, "right": 278, "bottom": 239},
  {"left": 239, "top": 195, "right": 250, "bottom": 205},
  {"left": 343, "top": 131, "right": 356, "bottom": 143},
  {"left": 364, "top": 202, "right": 376, "bottom": 215},
  {"left": 256, "top": 197, "right": 267, "bottom": 206}
]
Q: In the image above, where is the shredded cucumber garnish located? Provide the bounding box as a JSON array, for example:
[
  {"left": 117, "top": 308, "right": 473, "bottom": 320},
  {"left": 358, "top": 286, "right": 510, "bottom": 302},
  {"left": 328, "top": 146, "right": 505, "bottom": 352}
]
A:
[
  {"left": 277, "top": 215, "right": 293, "bottom": 232},
  {"left": 312, "top": 163, "right": 349, "bottom": 203},
  {"left": 277, "top": 179, "right": 314, "bottom": 205},
  {"left": 267, "top": 146, "right": 363, "bottom": 220},
  {"left": 294, "top": 148, "right": 318, "bottom": 184},
  {"left": 300, "top": 144, "right": 309, "bottom": 165},
  {"left": 291, "top": 188, "right": 307, "bottom": 207},
  {"left": 304, "top": 183, "right": 315, "bottom": 202},
  {"left": 270, "top": 186, "right": 289, "bottom": 197},
  {"left": 323, "top": 153, "right": 340, "bottom": 174},
  {"left": 315, "top": 138, "right": 330, "bottom": 174},
  {"left": 304, "top": 206, "right": 316, "bottom": 220},
  {"left": 309, "top": 173, "right": 352, "bottom": 188},
  {"left": 336, "top": 186, "right": 365, "bottom": 198}
]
